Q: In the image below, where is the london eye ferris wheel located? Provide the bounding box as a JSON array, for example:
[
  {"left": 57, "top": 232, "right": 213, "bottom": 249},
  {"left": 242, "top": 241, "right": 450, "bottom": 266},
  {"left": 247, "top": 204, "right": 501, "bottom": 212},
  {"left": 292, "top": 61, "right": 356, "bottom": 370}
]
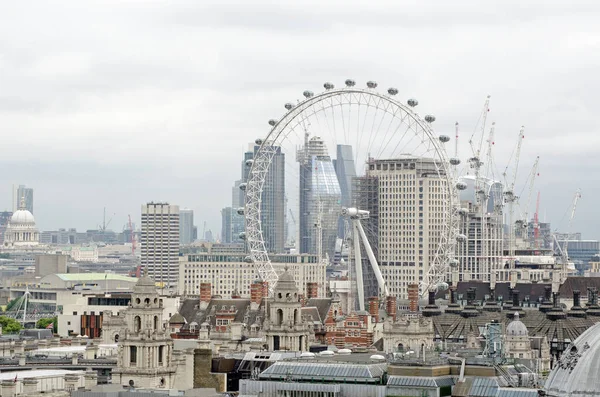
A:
[{"left": 241, "top": 79, "right": 460, "bottom": 299}]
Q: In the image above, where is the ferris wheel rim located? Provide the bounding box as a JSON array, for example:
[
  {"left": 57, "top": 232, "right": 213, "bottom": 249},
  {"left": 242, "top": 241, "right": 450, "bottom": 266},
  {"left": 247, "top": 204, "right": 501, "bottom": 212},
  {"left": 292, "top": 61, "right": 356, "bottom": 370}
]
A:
[{"left": 244, "top": 83, "right": 459, "bottom": 296}]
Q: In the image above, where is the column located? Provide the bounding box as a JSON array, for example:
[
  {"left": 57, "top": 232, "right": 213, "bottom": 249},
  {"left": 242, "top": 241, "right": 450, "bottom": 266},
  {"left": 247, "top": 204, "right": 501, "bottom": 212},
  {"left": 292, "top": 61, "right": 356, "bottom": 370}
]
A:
[
  {"left": 20, "top": 378, "right": 38, "bottom": 395},
  {"left": 1, "top": 380, "right": 16, "bottom": 397}
]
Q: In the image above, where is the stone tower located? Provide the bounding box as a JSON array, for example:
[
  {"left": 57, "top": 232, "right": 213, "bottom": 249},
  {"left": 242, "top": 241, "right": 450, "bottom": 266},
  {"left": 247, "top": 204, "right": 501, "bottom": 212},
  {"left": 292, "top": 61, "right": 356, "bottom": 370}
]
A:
[
  {"left": 264, "top": 266, "right": 311, "bottom": 351},
  {"left": 112, "top": 272, "right": 176, "bottom": 389}
]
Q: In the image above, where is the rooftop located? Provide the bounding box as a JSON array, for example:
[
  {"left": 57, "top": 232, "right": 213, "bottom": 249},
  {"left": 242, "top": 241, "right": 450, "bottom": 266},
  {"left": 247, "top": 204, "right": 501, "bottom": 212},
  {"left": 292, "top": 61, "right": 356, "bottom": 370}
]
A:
[{"left": 54, "top": 273, "right": 137, "bottom": 282}]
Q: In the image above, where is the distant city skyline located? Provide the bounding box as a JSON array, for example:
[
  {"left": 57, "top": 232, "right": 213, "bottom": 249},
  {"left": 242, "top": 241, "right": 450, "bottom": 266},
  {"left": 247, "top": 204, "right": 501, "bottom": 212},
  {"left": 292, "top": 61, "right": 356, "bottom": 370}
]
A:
[{"left": 1, "top": 3, "right": 598, "bottom": 240}]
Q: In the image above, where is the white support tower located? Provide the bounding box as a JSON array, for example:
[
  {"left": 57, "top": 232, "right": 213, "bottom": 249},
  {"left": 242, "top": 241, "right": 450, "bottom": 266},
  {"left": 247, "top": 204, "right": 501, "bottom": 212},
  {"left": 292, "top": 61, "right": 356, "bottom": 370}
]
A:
[{"left": 342, "top": 207, "right": 388, "bottom": 311}]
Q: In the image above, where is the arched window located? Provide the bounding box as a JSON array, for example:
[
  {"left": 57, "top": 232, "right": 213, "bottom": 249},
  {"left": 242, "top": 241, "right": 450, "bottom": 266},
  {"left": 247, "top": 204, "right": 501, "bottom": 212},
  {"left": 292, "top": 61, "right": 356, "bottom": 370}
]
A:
[
  {"left": 114, "top": 334, "right": 119, "bottom": 343},
  {"left": 277, "top": 309, "right": 284, "bottom": 326},
  {"left": 293, "top": 309, "right": 299, "bottom": 325},
  {"left": 134, "top": 316, "right": 141, "bottom": 332},
  {"left": 130, "top": 346, "right": 137, "bottom": 365}
]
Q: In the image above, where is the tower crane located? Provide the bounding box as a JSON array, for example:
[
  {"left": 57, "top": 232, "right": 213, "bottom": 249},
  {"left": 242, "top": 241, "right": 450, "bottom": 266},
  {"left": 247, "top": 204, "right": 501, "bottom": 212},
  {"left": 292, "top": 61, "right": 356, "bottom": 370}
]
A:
[
  {"left": 128, "top": 215, "right": 136, "bottom": 255},
  {"left": 533, "top": 192, "right": 541, "bottom": 251},
  {"left": 503, "top": 127, "right": 525, "bottom": 270},
  {"left": 554, "top": 189, "right": 582, "bottom": 279},
  {"left": 517, "top": 156, "right": 540, "bottom": 236}
]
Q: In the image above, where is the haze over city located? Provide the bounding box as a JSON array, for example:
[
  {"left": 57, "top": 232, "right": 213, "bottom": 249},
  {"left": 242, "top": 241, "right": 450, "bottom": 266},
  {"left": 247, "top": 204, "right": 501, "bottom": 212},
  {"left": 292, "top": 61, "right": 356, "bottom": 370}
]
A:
[{"left": 1, "top": 0, "right": 599, "bottom": 239}]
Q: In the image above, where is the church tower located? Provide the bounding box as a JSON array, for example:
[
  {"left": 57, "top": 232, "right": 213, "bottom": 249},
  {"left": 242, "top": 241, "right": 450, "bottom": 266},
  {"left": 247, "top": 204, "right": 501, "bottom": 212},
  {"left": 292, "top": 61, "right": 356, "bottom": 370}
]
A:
[
  {"left": 113, "top": 272, "right": 176, "bottom": 389},
  {"left": 264, "top": 266, "right": 311, "bottom": 351}
]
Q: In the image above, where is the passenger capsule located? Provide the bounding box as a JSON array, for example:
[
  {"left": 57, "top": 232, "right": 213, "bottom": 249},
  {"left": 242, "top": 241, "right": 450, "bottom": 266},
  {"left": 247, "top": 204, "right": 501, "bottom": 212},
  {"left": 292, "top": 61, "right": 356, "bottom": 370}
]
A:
[
  {"left": 366, "top": 81, "right": 377, "bottom": 89},
  {"left": 303, "top": 90, "right": 314, "bottom": 98},
  {"left": 449, "top": 158, "right": 461, "bottom": 166},
  {"left": 425, "top": 115, "right": 436, "bottom": 123},
  {"left": 439, "top": 135, "right": 450, "bottom": 143},
  {"left": 268, "top": 119, "right": 277, "bottom": 126},
  {"left": 456, "top": 182, "right": 468, "bottom": 191},
  {"left": 450, "top": 259, "right": 459, "bottom": 267},
  {"left": 407, "top": 98, "right": 419, "bottom": 107},
  {"left": 437, "top": 282, "right": 449, "bottom": 291},
  {"left": 345, "top": 79, "right": 356, "bottom": 87},
  {"left": 239, "top": 183, "right": 247, "bottom": 191},
  {"left": 458, "top": 208, "right": 468, "bottom": 216},
  {"left": 255, "top": 138, "right": 263, "bottom": 145},
  {"left": 324, "top": 82, "right": 334, "bottom": 90},
  {"left": 284, "top": 103, "right": 294, "bottom": 110},
  {"left": 244, "top": 256, "right": 253, "bottom": 263},
  {"left": 237, "top": 208, "right": 245, "bottom": 215},
  {"left": 238, "top": 232, "right": 246, "bottom": 240},
  {"left": 387, "top": 87, "right": 398, "bottom": 95},
  {"left": 245, "top": 159, "right": 253, "bottom": 167},
  {"left": 457, "top": 234, "right": 467, "bottom": 242}
]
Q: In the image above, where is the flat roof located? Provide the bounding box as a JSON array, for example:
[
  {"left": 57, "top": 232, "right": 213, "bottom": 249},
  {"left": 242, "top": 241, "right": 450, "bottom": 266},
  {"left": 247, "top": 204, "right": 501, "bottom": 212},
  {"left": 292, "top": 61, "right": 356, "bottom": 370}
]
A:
[
  {"left": 54, "top": 273, "right": 137, "bottom": 282},
  {"left": 1, "top": 369, "right": 83, "bottom": 379}
]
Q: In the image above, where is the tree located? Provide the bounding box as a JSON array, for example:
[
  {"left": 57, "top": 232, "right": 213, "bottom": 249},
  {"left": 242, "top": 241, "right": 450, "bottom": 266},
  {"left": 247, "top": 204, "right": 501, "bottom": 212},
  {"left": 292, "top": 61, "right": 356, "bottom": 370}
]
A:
[
  {"left": 0, "top": 317, "right": 22, "bottom": 334},
  {"left": 36, "top": 317, "right": 58, "bottom": 332}
]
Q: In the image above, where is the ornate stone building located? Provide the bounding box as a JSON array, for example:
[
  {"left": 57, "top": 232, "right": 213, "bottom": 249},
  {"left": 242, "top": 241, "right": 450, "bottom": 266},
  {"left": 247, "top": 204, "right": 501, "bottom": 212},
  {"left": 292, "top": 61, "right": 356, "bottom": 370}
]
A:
[
  {"left": 264, "top": 267, "right": 311, "bottom": 351},
  {"left": 4, "top": 197, "right": 39, "bottom": 247},
  {"left": 112, "top": 273, "right": 177, "bottom": 389}
]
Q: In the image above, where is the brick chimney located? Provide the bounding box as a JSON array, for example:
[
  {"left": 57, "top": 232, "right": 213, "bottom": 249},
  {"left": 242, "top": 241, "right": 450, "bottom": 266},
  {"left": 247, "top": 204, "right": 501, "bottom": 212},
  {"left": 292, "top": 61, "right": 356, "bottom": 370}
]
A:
[
  {"left": 408, "top": 283, "right": 419, "bottom": 313},
  {"left": 368, "top": 296, "right": 380, "bottom": 323},
  {"left": 199, "top": 283, "right": 211, "bottom": 310},
  {"left": 306, "top": 282, "right": 318, "bottom": 299},
  {"left": 385, "top": 296, "right": 397, "bottom": 322},
  {"left": 250, "top": 280, "right": 263, "bottom": 311}
]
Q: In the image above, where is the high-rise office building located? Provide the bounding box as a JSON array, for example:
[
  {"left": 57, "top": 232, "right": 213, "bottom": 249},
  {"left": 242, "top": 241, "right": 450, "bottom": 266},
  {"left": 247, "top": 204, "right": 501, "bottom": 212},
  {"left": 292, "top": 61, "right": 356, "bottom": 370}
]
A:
[
  {"left": 297, "top": 135, "right": 341, "bottom": 261},
  {"left": 141, "top": 203, "right": 179, "bottom": 290},
  {"left": 242, "top": 144, "right": 286, "bottom": 254},
  {"left": 13, "top": 185, "right": 33, "bottom": 214},
  {"left": 333, "top": 144, "right": 357, "bottom": 238},
  {"left": 179, "top": 209, "right": 195, "bottom": 245},
  {"left": 353, "top": 157, "right": 447, "bottom": 300},
  {"left": 221, "top": 207, "right": 244, "bottom": 244}
]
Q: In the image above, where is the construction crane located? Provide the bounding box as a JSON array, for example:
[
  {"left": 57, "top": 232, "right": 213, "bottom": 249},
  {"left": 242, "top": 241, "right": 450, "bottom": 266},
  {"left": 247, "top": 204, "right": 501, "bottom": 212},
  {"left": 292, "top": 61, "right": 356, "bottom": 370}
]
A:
[
  {"left": 502, "top": 127, "right": 525, "bottom": 270},
  {"left": 128, "top": 215, "right": 136, "bottom": 255},
  {"left": 557, "top": 189, "right": 582, "bottom": 278},
  {"left": 288, "top": 208, "right": 297, "bottom": 245},
  {"left": 99, "top": 207, "right": 114, "bottom": 232},
  {"left": 517, "top": 156, "right": 540, "bottom": 235},
  {"left": 533, "top": 192, "right": 541, "bottom": 251}
]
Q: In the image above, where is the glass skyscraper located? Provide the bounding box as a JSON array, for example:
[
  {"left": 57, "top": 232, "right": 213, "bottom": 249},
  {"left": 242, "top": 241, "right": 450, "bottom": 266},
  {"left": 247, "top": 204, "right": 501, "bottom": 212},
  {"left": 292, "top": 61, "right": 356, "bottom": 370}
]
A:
[
  {"left": 298, "top": 135, "right": 342, "bottom": 261},
  {"left": 333, "top": 144, "right": 357, "bottom": 238}
]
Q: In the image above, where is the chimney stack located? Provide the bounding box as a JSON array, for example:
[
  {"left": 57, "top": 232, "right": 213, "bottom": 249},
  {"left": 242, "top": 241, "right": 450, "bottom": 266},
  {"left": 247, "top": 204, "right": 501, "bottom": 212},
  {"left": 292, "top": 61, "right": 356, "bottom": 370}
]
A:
[
  {"left": 408, "top": 284, "right": 419, "bottom": 313},
  {"left": 386, "top": 296, "right": 397, "bottom": 322},
  {"left": 569, "top": 290, "right": 586, "bottom": 318},
  {"left": 250, "top": 280, "right": 263, "bottom": 310},
  {"left": 199, "top": 283, "right": 211, "bottom": 310},
  {"left": 368, "top": 296, "right": 380, "bottom": 323},
  {"left": 306, "top": 282, "right": 318, "bottom": 299}
]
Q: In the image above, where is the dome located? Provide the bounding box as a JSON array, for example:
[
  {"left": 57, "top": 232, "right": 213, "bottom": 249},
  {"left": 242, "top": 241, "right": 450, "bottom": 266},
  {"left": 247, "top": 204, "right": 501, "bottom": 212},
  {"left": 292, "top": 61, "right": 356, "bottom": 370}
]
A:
[
  {"left": 274, "top": 265, "right": 298, "bottom": 292},
  {"left": 544, "top": 322, "right": 600, "bottom": 396},
  {"left": 506, "top": 312, "right": 528, "bottom": 336},
  {"left": 169, "top": 313, "right": 185, "bottom": 324},
  {"left": 11, "top": 209, "right": 35, "bottom": 225}
]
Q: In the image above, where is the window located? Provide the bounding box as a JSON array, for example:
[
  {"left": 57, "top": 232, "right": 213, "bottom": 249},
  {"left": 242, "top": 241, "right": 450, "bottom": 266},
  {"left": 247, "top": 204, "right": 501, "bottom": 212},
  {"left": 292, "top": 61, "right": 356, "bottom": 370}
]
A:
[
  {"left": 158, "top": 345, "right": 165, "bottom": 364},
  {"left": 216, "top": 319, "right": 230, "bottom": 326},
  {"left": 130, "top": 346, "right": 137, "bottom": 365}
]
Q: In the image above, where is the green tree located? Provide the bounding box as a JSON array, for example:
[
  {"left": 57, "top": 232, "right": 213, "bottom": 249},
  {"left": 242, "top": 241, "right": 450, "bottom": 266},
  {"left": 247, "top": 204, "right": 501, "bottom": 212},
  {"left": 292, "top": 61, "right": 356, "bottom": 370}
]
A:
[
  {"left": 36, "top": 317, "right": 58, "bottom": 332},
  {"left": 5, "top": 298, "right": 22, "bottom": 312},
  {"left": 0, "top": 316, "right": 22, "bottom": 334}
]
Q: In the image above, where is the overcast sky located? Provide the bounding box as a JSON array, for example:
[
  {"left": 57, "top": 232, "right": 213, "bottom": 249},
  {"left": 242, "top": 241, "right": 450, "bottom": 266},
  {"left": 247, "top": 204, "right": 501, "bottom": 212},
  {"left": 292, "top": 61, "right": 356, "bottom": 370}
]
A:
[{"left": 1, "top": 0, "right": 599, "bottom": 239}]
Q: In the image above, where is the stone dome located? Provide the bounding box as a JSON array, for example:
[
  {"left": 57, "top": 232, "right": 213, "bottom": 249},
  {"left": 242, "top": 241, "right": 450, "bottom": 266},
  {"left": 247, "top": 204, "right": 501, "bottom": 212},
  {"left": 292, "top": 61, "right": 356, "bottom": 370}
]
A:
[
  {"left": 544, "top": 322, "right": 600, "bottom": 396},
  {"left": 275, "top": 265, "right": 297, "bottom": 292},
  {"left": 11, "top": 209, "right": 35, "bottom": 225},
  {"left": 506, "top": 312, "right": 528, "bottom": 336}
]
